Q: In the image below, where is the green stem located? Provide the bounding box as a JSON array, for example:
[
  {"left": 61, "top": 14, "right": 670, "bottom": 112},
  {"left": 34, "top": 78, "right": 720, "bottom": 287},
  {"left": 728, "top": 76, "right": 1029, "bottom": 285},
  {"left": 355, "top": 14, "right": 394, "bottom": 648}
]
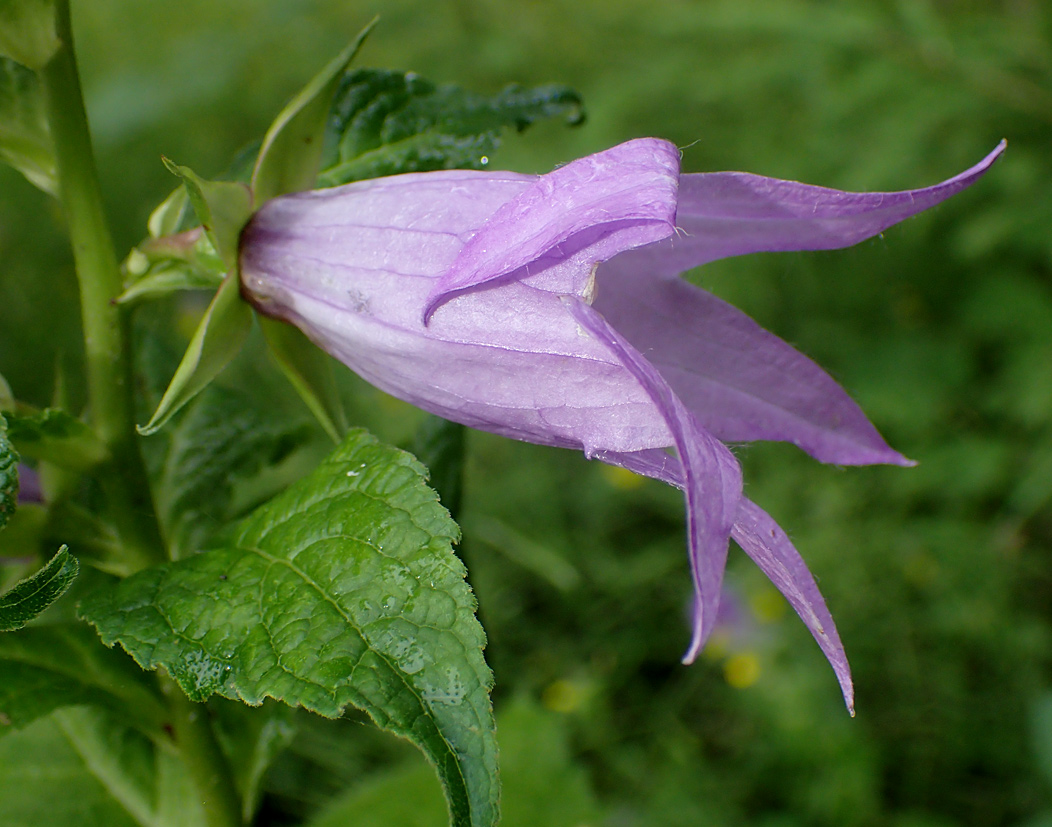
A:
[
  {"left": 38, "top": 0, "right": 163, "bottom": 571},
  {"left": 39, "top": 5, "right": 242, "bottom": 825},
  {"left": 161, "top": 675, "right": 244, "bottom": 827}
]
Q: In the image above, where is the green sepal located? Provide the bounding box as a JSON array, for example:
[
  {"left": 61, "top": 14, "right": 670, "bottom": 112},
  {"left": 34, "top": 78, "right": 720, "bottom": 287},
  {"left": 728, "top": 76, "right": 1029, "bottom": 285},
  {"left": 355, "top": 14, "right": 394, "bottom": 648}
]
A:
[
  {"left": 317, "top": 69, "right": 584, "bottom": 187},
  {"left": 5, "top": 406, "right": 108, "bottom": 471},
  {"left": 117, "top": 260, "right": 224, "bottom": 306},
  {"left": 162, "top": 158, "right": 252, "bottom": 273},
  {"left": 137, "top": 273, "right": 252, "bottom": 436},
  {"left": 0, "top": 56, "right": 54, "bottom": 194},
  {"left": 250, "top": 18, "right": 375, "bottom": 203},
  {"left": 259, "top": 316, "right": 346, "bottom": 443},
  {"left": 0, "top": 413, "right": 16, "bottom": 530},
  {"left": 81, "top": 429, "right": 499, "bottom": 827},
  {"left": 0, "top": 0, "right": 59, "bottom": 71},
  {"left": 147, "top": 184, "right": 191, "bottom": 238},
  {"left": 0, "top": 546, "right": 78, "bottom": 632},
  {"left": 0, "top": 621, "right": 167, "bottom": 735}
]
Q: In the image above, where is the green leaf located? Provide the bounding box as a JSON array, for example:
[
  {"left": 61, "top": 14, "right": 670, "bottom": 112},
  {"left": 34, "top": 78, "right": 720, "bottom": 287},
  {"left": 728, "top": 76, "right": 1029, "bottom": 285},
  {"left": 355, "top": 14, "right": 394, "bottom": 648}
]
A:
[
  {"left": 317, "top": 69, "right": 584, "bottom": 187},
  {"left": 5, "top": 406, "right": 108, "bottom": 471},
  {"left": 162, "top": 158, "right": 252, "bottom": 273},
  {"left": 0, "top": 413, "right": 17, "bottom": 530},
  {"left": 53, "top": 706, "right": 207, "bottom": 827},
  {"left": 212, "top": 699, "right": 296, "bottom": 823},
  {"left": 260, "top": 316, "right": 346, "bottom": 444},
  {"left": 81, "top": 429, "right": 498, "bottom": 827},
  {"left": 251, "top": 20, "right": 375, "bottom": 203},
  {"left": 0, "top": 714, "right": 141, "bottom": 827},
  {"left": 137, "top": 274, "right": 252, "bottom": 436},
  {"left": 308, "top": 697, "right": 602, "bottom": 827},
  {"left": 152, "top": 384, "right": 314, "bottom": 559},
  {"left": 0, "top": 56, "right": 54, "bottom": 194},
  {"left": 0, "top": 622, "right": 167, "bottom": 734},
  {"left": 0, "top": 0, "right": 59, "bottom": 71},
  {"left": 0, "top": 546, "right": 77, "bottom": 631},
  {"left": 407, "top": 415, "right": 465, "bottom": 519}
]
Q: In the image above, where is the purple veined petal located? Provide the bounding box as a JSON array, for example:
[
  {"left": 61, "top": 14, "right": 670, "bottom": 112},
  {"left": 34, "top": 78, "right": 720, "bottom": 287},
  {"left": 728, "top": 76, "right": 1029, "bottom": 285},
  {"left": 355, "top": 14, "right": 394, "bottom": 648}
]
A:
[
  {"left": 241, "top": 178, "right": 682, "bottom": 458},
  {"left": 564, "top": 297, "right": 743, "bottom": 661},
  {"left": 423, "top": 138, "right": 681, "bottom": 321},
  {"left": 589, "top": 447, "right": 684, "bottom": 488},
  {"left": 594, "top": 261, "right": 911, "bottom": 466},
  {"left": 731, "top": 497, "right": 854, "bottom": 714},
  {"left": 636, "top": 141, "right": 1006, "bottom": 274}
]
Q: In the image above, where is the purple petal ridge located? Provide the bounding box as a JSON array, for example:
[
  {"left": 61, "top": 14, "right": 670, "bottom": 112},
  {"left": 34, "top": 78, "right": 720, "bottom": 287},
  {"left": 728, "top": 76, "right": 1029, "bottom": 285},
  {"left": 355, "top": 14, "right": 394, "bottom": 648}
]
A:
[
  {"left": 596, "top": 261, "right": 912, "bottom": 466},
  {"left": 423, "top": 138, "right": 680, "bottom": 321},
  {"left": 565, "top": 298, "right": 743, "bottom": 659},
  {"left": 659, "top": 139, "right": 1006, "bottom": 272},
  {"left": 731, "top": 498, "right": 854, "bottom": 713}
]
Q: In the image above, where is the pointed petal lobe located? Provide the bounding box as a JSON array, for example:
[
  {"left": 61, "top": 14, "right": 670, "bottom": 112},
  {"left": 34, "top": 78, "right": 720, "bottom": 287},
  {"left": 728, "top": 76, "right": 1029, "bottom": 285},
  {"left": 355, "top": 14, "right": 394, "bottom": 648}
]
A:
[
  {"left": 565, "top": 298, "right": 743, "bottom": 659},
  {"left": 731, "top": 497, "right": 854, "bottom": 713},
  {"left": 642, "top": 141, "right": 1005, "bottom": 273},
  {"left": 595, "top": 263, "right": 910, "bottom": 465}
]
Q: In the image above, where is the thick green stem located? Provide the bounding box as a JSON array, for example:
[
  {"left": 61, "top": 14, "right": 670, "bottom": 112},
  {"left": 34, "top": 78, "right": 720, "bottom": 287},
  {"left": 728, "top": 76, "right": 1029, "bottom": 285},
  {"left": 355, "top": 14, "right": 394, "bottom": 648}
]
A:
[
  {"left": 38, "top": 0, "right": 163, "bottom": 571},
  {"left": 161, "top": 676, "right": 244, "bottom": 827},
  {"left": 39, "top": 5, "right": 242, "bottom": 825}
]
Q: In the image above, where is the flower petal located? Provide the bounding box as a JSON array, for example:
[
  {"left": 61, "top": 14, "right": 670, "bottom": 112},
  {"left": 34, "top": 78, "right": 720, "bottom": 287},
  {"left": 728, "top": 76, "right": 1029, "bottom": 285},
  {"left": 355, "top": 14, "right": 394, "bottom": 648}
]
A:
[
  {"left": 641, "top": 141, "right": 1005, "bottom": 274},
  {"left": 241, "top": 176, "right": 679, "bottom": 457},
  {"left": 595, "top": 264, "right": 910, "bottom": 465},
  {"left": 730, "top": 497, "right": 854, "bottom": 714},
  {"left": 564, "top": 298, "right": 743, "bottom": 660},
  {"left": 423, "top": 138, "right": 681, "bottom": 320}
]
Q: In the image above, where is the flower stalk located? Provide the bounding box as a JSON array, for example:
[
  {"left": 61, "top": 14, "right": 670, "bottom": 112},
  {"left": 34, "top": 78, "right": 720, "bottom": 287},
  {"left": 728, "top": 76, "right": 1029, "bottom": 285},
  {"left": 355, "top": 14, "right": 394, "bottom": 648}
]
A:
[
  {"left": 38, "top": 0, "right": 163, "bottom": 571},
  {"left": 38, "top": 3, "right": 242, "bottom": 823}
]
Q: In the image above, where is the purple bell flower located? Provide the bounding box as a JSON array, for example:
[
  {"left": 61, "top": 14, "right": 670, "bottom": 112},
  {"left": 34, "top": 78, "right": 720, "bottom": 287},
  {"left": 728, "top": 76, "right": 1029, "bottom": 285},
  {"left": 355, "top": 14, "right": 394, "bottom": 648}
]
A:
[{"left": 240, "top": 138, "right": 1004, "bottom": 711}]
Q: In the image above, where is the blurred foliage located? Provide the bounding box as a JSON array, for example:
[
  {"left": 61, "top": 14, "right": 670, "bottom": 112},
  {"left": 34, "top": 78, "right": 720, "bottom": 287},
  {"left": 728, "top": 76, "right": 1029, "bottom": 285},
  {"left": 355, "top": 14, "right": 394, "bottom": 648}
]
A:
[{"left": 1, "top": 0, "right": 1051, "bottom": 825}]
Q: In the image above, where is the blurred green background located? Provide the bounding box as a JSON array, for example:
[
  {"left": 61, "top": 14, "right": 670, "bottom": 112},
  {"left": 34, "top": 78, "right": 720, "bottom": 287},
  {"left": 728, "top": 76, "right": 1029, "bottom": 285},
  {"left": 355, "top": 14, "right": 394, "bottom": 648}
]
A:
[{"left": 2, "top": 1, "right": 1051, "bottom": 825}]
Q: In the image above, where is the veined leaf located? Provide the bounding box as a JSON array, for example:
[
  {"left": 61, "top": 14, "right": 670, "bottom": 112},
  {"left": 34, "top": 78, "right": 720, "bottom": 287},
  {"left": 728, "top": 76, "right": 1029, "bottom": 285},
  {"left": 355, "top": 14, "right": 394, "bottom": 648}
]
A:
[
  {"left": 152, "top": 384, "right": 314, "bottom": 559},
  {"left": 0, "top": 56, "right": 54, "bottom": 194},
  {"left": 308, "top": 697, "right": 603, "bottom": 827},
  {"left": 0, "top": 546, "right": 77, "bottom": 632},
  {"left": 137, "top": 273, "right": 252, "bottom": 436},
  {"left": 251, "top": 20, "right": 376, "bottom": 203},
  {"left": 5, "top": 406, "right": 108, "bottom": 471},
  {"left": 0, "top": 622, "right": 166, "bottom": 735},
  {"left": 0, "top": 413, "right": 17, "bottom": 530},
  {"left": 81, "top": 429, "right": 498, "bottom": 827},
  {"left": 317, "top": 69, "right": 583, "bottom": 187}
]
